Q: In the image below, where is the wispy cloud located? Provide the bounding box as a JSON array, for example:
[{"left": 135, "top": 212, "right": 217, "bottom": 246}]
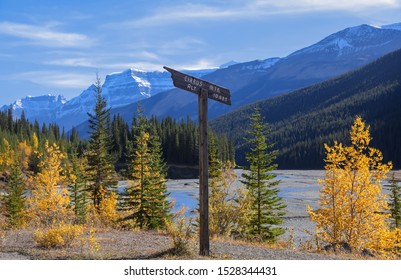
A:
[
  {"left": 125, "top": 0, "right": 401, "bottom": 27},
  {"left": 174, "top": 59, "right": 218, "bottom": 71},
  {"left": 0, "top": 21, "right": 93, "bottom": 48},
  {"left": 12, "top": 71, "right": 94, "bottom": 89},
  {"left": 45, "top": 58, "right": 96, "bottom": 67},
  {"left": 253, "top": 0, "right": 401, "bottom": 11},
  {"left": 122, "top": 4, "right": 240, "bottom": 27}
]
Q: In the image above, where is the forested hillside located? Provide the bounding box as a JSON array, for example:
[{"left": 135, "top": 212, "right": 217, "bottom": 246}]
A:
[{"left": 211, "top": 48, "right": 401, "bottom": 169}]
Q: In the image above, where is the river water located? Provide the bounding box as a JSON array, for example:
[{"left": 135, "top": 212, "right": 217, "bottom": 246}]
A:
[{"left": 119, "top": 169, "right": 397, "bottom": 244}]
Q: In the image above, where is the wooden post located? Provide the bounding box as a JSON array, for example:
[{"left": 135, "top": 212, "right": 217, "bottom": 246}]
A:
[
  {"left": 198, "top": 87, "right": 209, "bottom": 256},
  {"left": 163, "top": 66, "right": 230, "bottom": 256}
]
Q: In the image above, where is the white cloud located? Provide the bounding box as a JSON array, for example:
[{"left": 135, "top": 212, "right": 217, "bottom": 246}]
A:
[
  {"left": 120, "top": 4, "right": 240, "bottom": 27},
  {"left": 253, "top": 0, "right": 401, "bottom": 12},
  {"left": 0, "top": 21, "right": 93, "bottom": 47},
  {"left": 126, "top": 0, "right": 401, "bottom": 27},
  {"left": 174, "top": 59, "right": 218, "bottom": 70},
  {"left": 12, "top": 71, "right": 94, "bottom": 89},
  {"left": 45, "top": 58, "right": 96, "bottom": 67}
]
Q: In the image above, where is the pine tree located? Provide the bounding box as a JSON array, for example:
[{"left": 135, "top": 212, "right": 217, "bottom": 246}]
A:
[
  {"left": 123, "top": 129, "right": 151, "bottom": 229},
  {"left": 240, "top": 106, "right": 286, "bottom": 242},
  {"left": 86, "top": 75, "right": 117, "bottom": 210},
  {"left": 307, "top": 116, "right": 395, "bottom": 252},
  {"left": 122, "top": 111, "right": 171, "bottom": 229},
  {"left": 146, "top": 125, "right": 171, "bottom": 229},
  {"left": 67, "top": 154, "right": 88, "bottom": 224},
  {"left": 5, "top": 162, "right": 26, "bottom": 228},
  {"left": 389, "top": 173, "right": 401, "bottom": 229}
]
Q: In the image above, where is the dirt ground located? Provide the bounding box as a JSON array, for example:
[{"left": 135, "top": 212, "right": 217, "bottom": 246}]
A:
[{"left": 0, "top": 228, "right": 350, "bottom": 260}]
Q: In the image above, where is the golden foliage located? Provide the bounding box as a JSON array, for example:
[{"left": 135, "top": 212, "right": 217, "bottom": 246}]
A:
[
  {"left": 307, "top": 116, "right": 395, "bottom": 253},
  {"left": 98, "top": 187, "right": 119, "bottom": 227},
  {"left": 165, "top": 207, "right": 193, "bottom": 256},
  {"left": 25, "top": 141, "right": 72, "bottom": 227},
  {"left": 87, "top": 186, "right": 119, "bottom": 228},
  {"left": 16, "top": 140, "right": 33, "bottom": 171},
  {"left": 0, "top": 138, "right": 14, "bottom": 171},
  {"left": 209, "top": 162, "right": 238, "bottom": 237},
  {"left": 88, "top": 227, "right": 100, "bottom": 252},
  {"left": 34, "top": 222, "right": 84, "bottom": 248}
]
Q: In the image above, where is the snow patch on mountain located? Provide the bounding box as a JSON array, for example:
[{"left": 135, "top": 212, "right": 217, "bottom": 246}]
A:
[
  {"left": 219, "top": 61, "right": 239, "bottom": 68},
  {"left": 1, "top": 67, "right": 217, "bottom": 130},
  {"left": 1, "top": 94, "right": 66, "bottom": 122},
  {"left": 289, "top": 24, "right": 401, "bottom": 58},
  {"left": 238, "top": 57, "right": 280, "bottom": 71}
]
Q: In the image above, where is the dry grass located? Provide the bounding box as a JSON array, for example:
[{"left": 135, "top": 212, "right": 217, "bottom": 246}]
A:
[{"left": 1, "top": 227, "right": 398, "bottom": 260}]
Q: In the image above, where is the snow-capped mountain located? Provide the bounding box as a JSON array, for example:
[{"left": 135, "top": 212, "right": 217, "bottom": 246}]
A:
[
  {"left": 1, "top": 68, "right": 216, "bottom": 130},
  {"left": 56, "top": 69, "right": 177, "bottom": 129},
  {"left": 109, "top": 22, "right": 401, "bottom": 123},
  {"left": 0, "top": 94, "right": 66, "bottom": 124}
]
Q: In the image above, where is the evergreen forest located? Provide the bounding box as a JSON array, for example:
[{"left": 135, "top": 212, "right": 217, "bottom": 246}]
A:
[{"left": 211, "top": 48, "right": 401, "bottom": 169}]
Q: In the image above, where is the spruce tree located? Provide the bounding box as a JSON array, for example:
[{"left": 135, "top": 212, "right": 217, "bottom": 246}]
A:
[
  {"left": 240, "top": 106, "right": 286, "bottom": 242},
  {"left": 146, "top": 125, "right": 171, "bottom": 229},
  {"left": 5, "top": 162, "right": 25, "bottom": 228},
  {"left": 122, "top": 110, "right": 171, "bottom": 229},
  {"left": 67, "top": 154, "right": 89, "bottom": 224},
  {"left": 86, "top": 75, "right": 117, "bottom": 210},
  {"left": 389, "top": 173, "right": 401, "bottom": 229},
  {"left": 123, "top": 128, "right": 151, "bottom": 229}
]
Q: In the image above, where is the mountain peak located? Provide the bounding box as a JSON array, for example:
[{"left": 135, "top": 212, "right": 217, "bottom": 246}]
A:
[
  {"left": 288, "top": 23, "right": 400, "bottom": 58},
  {"left": 219, "top": 61, "right": 239, "bottom": 68}
]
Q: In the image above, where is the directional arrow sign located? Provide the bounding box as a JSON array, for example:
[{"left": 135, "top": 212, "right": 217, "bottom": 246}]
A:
[{"left": 164, "top": 66, "right": 231, "bottom": 105}]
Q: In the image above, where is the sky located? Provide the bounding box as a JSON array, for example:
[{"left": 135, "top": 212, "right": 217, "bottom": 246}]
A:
[{"left": 0, "top": 0, "right": 401, "bottom": 106}]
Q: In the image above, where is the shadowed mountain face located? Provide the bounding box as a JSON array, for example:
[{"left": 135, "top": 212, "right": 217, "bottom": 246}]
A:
[{"left": 211, "top": 48, "right": 401, "bottom": 169}]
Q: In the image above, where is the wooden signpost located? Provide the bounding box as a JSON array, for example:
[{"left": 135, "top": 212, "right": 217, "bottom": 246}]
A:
[{"left": 164, "top": 66, "right": 231, "bottom": 256}]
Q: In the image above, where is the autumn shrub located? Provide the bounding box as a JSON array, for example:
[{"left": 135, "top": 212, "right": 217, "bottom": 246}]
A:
[
  {"left": 165, "top": 207, "right": 193, "bottom": 256},
  {"left": 307, "top": 117, "right": 397, "bottom": 255},
  {"left": 86, "top": 187, "right": 119, "bottom": 228},
  {"left": 34, "top": 223, "right": 84, "bottom": 248}
]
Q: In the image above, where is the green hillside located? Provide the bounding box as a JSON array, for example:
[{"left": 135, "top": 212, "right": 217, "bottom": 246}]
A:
[{"left": 211, "top": 48, "right": 401, "bottom": 169}]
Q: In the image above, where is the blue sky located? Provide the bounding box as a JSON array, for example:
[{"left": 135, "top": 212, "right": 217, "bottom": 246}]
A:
[{"left": 1, "top": 0, "right": 401, "bottom": 106}]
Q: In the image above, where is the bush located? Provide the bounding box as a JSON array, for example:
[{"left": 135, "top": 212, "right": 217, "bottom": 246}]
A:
[
  {"left": 165, "top": 207, "right": 192, "bottom": 256},
  {"left": 34, "top": 223, "right": 84, "bottom": 248}
]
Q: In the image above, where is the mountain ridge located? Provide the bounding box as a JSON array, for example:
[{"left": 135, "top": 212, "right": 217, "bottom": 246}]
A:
[{"left": 210, "top": 47, "right": 401, "bottom": 168}]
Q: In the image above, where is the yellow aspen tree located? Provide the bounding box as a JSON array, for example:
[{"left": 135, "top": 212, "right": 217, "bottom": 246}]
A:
[
  {"left": 26, "top": 141, "right": 71, "bottom": 228},
  {"left": 97, "top": 186, "right": 119, "bottom": 227},
  {"left": 0, "top": 138, "right": 14, "bottom": 171},
  {"left": 307, "top": 116, "right": 394, "bottom": 253},
  {"left": 17, "top": 140, "right": 33, "bottom": 171}
]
